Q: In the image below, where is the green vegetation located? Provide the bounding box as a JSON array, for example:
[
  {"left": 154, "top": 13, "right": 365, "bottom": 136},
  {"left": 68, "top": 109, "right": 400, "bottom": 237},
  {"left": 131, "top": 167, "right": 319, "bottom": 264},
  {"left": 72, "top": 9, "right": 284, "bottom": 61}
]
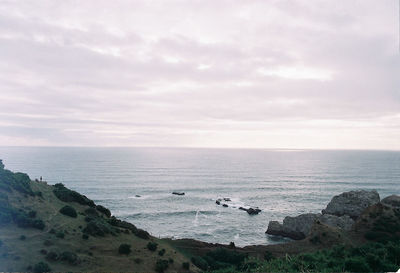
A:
[
  {"left": 208, "top": 239, "right": 400, "bottom": 273},
  {"left": 0, "top": 160, "right": 34, "bottom": 195},
  {"left": 147, "top": 241, "right": 158, "bottom": 251},
  {"left": 155, "top": 259, "right": 169, "bottom": 273},
  {"left": 182, "top": 262, "right": 190, "bottom": 270},
  {"left": 60, "top": 251, "right": 79, "bottom": 265},
  {"left": 158, "top": 248, "right": 166, "bottom": 256},
  {"left": 59, "top": 205, "right": 77, "bottom": 218},
  {"left": 56, "top": 231, "right": 65, "bottom": 239},
  {"left": 118, "top": 244, "right": 131, "bottom": 255},
  {"left": 53, "top": 183, "right": 95, "bottom": 207},
  {"left": 96, "top": 205, "right": 111, "bottom": 217},
  {"left": 83, "top": 218, "right": 115, "bottom": 237},
  {"left": 33, "top": 262, "right": 51, "bottom": 273}
]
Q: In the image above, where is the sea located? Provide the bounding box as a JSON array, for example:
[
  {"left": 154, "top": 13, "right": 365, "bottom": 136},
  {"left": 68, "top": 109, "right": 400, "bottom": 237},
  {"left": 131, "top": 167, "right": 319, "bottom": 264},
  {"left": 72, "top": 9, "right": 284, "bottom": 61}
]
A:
[{"left": 0, "top": 147, "right": 399, "bottom": 246}]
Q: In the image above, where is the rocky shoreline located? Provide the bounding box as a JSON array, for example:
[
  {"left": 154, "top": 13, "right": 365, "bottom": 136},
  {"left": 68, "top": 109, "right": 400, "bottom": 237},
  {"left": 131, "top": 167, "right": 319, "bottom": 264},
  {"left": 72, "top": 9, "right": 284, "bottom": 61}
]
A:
[{"left": 266, "top": 189, "right": 398, "bottom": 240}]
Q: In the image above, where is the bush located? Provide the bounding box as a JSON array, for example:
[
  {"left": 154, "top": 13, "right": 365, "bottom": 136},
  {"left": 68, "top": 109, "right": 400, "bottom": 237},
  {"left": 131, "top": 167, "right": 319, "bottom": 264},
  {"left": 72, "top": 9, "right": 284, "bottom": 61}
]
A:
[
  {"left": 46, "top": 251, "right": 58, "bottom": 261},
  {"left": 345, "top": 257, "right": 371, "bottom": 273},
  {"left": 53, "top": 183, "right": 95, "bottom": 207},
  {"left": 13, "top": 211, "right": 45, "bottom": 230},
  {"left": 182, "top": 262, "right": 190, "bottom": 270},
  {"left": 168, "top": 258, "right": 174, "bottom": 264},
  {"left": 264, "top": 251, "right": 273, "bottom": 261},
  {"left": 155, "top": 259, "right": 169, "bottom": 273},
  {"left": 59, "top": 205, "right": 77, "bottom": 218},
  {"left": 158, "top": 249, "right": 166, "bottom": 256},
  {"left": 147, "top": 241, "right": 158, "bottom": 251},
  {"left": 56, "top": 231, "right": 65, "bottom": 239},
  {"left": 96, "top": 205, "right": 111, "bottom": 217},
  {"left": 60, "top": 251, "right": 79, "bottom": 265},
  {"left": 28, "top": 211, "right": 37, "bottom": 218},
  {"left": 118, "top": 244, "right": 131, "bottom": 255},
  {"left": 83, "top": 219, "right": 114, "bottom": 237},
  {"left": 82, "top": 234, "right": 89, "bottom": 240},
  {"left": 134, "top": 258, "right": 142, "bottom": 264},
  {"left": 134, "top": 228, "right": 150, "bottom": 239},
  {"left": 191, "top": 256, "right": 208, "bottom": 271},
  {"left": 33, "top": 262, "right": 51, "bottom": 273}
]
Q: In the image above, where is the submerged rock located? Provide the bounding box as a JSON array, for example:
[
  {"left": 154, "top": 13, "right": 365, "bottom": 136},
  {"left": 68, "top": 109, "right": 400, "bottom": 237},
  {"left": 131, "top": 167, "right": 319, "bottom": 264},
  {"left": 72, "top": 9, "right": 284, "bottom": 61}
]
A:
[
  {"left": 215, "top": 200, "right": 221, "bottom": 205},
  {"left": 172, "top": 192, "right": 185, "bottom": 196},
  {"left": 322, "top": 190, "right": 380, "bottom": 219},
  {"left": 246, "top": 208, "right": 261, "bottom": 215},
  {"left": 222, "top": 204, "right": 228, "bottom": 207},
  {"left": 381, "top": 195, "right": 400, "bottom": 208}
]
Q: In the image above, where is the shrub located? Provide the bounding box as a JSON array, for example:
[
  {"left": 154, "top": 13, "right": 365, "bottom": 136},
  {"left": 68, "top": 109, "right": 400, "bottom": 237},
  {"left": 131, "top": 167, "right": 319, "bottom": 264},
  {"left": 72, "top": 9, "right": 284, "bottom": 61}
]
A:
[
  {"left": 84, "top": 208, "right": 99, "bottom": 217},
  {"left": 19, "top": 235, "right": 26, "bottom": 240},
  {"left": 118, "top": 244, "right": 131, "bottom": 255},
  {"left": 46, "top": 251, "right": 58, "bottom": 261},
  {"left": 60, "top": 251, "right": 79, "bottom": 265},
  {"left": 28, "top": 211, "right": 37, "bottom": 218},
  {"left": 82, "top": 234, "right": 89, "bottom": 240},
  {"left": 56, "top": 231, "right": 65, "bottom": 239},
  {"left": 33, "top": 262, "right": 51, "bottom": 273},
  {"left": 83, "top": 220, "right": 114, "bottom": 237},
  {"left": 147, "top": 241, "right": 158, "bottom": 251},
  {"left": 134, "top": 228, "right": 150, "bottom": 239},
  {"left": 345, "top": 257, "right": 370, "bottom": 273},
  {"left": 168, "top": 258, "right": 174, "bottom": 264},
  {"left": 264, "top": 251, "right": 273, "bottom": 261},
  {"left": 155, "top": 259, "right": 169, "bottom": 273},
  {"left": 191, "top": 256, "right": 208, "bottom": 271},
  {"left": 53, "top": 183, "right": 95, "bottom": 207},
  {"left": 158, "top": 249, "right": 166, "bottom": 256},
  {"left": 13, "top": 211, "right": 45, "bottom": 230},
  {"left": 134, "top": 258, "right": 142, "bottom": 264},
  {"left": 96, "top": 205, "right": 111, "bottom": 217},
  {"left": 182, "top": 262, "right": 190, "bottom": 270},
  {"left": 59, "top": 205, "right": 77, "bottom": 218}
]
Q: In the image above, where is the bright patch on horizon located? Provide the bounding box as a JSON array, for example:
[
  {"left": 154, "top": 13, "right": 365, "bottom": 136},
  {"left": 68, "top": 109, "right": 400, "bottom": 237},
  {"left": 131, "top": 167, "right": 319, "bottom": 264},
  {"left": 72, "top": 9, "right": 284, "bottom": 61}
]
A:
[{"left": 258, "top": 66, "right": 333, "bottom": 81}]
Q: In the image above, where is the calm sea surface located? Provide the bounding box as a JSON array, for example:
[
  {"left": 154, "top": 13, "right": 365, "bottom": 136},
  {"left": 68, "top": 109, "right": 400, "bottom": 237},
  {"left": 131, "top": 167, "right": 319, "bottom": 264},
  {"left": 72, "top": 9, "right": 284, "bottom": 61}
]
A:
[{"left": 0, "top": 147, "right": 399, "bottom": 246}]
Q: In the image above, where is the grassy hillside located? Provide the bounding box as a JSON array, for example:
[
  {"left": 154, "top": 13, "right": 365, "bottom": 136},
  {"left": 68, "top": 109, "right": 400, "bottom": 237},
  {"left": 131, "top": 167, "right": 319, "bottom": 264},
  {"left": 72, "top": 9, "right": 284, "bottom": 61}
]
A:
[
  {"left": 1, "top": 159, "right": 399, "bottom": 272},
  {"left": 0, "top": 160, "right": 198, "bottom": 272}
]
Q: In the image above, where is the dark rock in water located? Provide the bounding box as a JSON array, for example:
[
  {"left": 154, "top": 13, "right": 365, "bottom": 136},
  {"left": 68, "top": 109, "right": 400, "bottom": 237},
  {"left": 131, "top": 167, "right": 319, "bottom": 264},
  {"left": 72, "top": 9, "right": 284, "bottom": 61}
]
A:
[
  {"left": 222, "top": 204, "right": 228, "bottom": 207},
  {"left": 381, "top": 195, "right": 400, "bottom": 208},
  {"left": 223, "top": 198, "right": 231, "bottom": 202},
  {"left": 322, "top": 190, "right": 380, "bottom": 219},
  {"left": 135, "top": 195, "right": 141, "bottom": 198},
  {"left": 238, "top": 207, "right": 247, "bottom": 211},
  {"left": 172, "top": 192, "right": 185, "bottom": 196},
  {"left": 215, "top": 200, "right": 221, "bottom": 205},
  {"left": 246, "top": 208, "right": 261, "bottom": 215}
]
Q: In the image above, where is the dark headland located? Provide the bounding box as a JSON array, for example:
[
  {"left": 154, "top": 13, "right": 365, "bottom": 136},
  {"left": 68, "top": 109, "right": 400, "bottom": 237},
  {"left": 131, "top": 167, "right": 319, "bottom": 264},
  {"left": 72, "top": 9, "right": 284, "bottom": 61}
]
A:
[{"left": 0, "top": 160, "right": 399, "bottom": 272}]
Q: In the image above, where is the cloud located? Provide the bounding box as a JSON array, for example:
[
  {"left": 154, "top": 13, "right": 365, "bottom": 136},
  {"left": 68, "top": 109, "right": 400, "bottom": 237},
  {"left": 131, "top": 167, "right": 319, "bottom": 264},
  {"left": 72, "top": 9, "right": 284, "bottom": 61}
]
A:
[{"left": 0, "top": 0, "right": 399, "bottom": 149}]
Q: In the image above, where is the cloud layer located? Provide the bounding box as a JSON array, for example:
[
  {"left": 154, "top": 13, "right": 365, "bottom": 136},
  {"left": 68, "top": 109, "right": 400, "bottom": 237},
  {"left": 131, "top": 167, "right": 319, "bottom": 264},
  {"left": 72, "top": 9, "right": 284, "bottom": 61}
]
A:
[{"left": 0, "top": 0, "right": 399, "bottom": 149}]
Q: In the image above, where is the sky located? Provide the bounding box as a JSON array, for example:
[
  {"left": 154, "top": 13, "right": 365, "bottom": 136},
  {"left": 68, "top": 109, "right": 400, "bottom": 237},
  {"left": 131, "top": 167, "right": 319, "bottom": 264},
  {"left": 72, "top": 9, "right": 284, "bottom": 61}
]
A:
[{"left": 0, "top": 0, "right": 399, "bottom": 150}]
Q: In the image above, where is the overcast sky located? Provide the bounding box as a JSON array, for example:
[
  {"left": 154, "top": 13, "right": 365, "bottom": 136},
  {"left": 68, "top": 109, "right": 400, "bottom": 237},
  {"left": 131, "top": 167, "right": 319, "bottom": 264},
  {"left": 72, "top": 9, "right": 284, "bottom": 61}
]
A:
[{"left": 0, "top": 0, "right": 399, "bottom": 149}]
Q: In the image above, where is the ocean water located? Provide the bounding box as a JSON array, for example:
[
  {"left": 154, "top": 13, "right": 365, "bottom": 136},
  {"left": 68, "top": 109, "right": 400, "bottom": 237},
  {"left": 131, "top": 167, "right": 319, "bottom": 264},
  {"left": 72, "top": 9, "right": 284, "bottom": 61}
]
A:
[{"left": 0, "top": 147, "right": 399, "bottom": 246}]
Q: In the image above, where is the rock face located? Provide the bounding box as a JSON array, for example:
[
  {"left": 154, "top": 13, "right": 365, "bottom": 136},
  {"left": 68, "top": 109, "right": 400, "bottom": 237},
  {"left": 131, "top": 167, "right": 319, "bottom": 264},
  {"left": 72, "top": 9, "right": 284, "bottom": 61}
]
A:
[
  {"left": 322, "top": 190, "right": 380, "bottom": 219},
  {"left": 381, "top": 195, "right": 400, "bottom": 208},
  {"left": 282, "top": 213, "right": 321, "bottom": 239},
  {"left": 266, "top": 213, "right": 320, "bottom": 240},
  {"left": 319, "top": 214, "right": 354, "bottom": 231}
]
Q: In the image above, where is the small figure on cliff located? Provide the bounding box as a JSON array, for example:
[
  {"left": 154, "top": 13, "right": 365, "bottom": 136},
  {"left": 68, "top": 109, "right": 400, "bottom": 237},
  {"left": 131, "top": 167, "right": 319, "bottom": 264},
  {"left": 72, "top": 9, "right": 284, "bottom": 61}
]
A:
[{"left": 40, "top": 176, "right": 42, "bottom": 182}]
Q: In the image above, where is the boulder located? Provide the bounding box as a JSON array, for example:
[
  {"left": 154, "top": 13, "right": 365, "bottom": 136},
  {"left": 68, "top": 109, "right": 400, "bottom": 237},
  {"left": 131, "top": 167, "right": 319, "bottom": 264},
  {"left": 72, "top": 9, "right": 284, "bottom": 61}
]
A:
[
  {"left": 322, "top": 190, "right": 380, "bottom": 219},
  {"left": 319, "top": 214, "right": 354, "bottom": 231},
  {"left": 266, "top": 213, "right": 320, "bottom": 240},
  {"left": 222, "top": 204, "right": 228, "bottom": 207},
  {"left": 215, "top": 200, "right": 221, "bottom": 205},
  {"left": 381, "top": 195, "right": 400, "bottom": 208},
  {"left": 246, "top": 208, "right": 261, "bottom": 215},
  {"left": 266, "top": 221, "right": 283, "bottom": 236},
  {"left": 282, "top": 213, "right": 321, "bottom": 240}
]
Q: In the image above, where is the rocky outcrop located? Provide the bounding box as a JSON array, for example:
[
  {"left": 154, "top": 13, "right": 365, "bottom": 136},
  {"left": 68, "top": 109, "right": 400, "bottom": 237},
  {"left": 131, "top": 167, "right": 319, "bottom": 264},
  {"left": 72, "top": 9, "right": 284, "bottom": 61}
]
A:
[
  {"left": 319, "top": 214, "right": 354, "bottom": 231},
  {"left": 381, "top": 195, "right": 400, "bottom": 208},
  {"left": 266, "top": 213, "right": 320, "bottom": 240},
  {"left": 322, "top": 190, "right": 380, "bottom": 219},
  {"left": 172, "top": 192, "right": 185, "bottom": 196},
  {"left": 266, "top": 190, "right": 378, "bottom": 240}
]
